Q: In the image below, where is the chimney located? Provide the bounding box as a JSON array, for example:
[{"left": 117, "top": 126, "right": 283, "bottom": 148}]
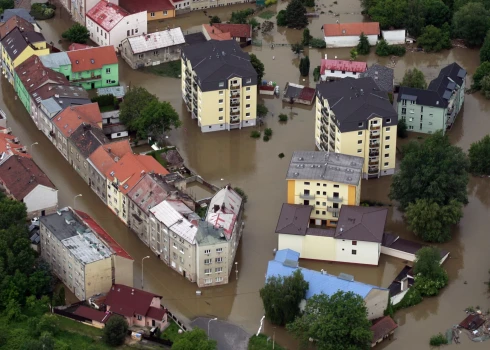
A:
[
  {"left": 83, "top": 123, "right": 92, "bottom": 131},
  {"left": 213, "top": 204, "right": 220, "bottom": 212},
  {"left": 141, "top": 170, "right": 146, "bottom": 177},
  {"left": 131, "top": 289, "right": 134, "bottom": 295}
]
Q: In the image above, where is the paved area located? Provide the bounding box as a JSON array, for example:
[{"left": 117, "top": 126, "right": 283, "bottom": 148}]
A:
[{"left": 191, "top": 317, "right": 250, "bottom": 350}]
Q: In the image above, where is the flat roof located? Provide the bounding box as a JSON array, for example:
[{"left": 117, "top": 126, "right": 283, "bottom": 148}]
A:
[
  {"left": 97, "top": 86, "right": 125, "bottom": 98},
  {"left": 286, "top": 151, "right": 363, "bottom": 185},
  {"left": 127, "top": 28, "right": 185, "bottom": 54},
  {"left": 39, "top": 52, "right": 70, "bottom": 69}
]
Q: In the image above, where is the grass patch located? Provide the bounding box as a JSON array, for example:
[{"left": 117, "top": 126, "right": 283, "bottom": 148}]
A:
[
  {"left": 429, "top": 333, "right": 448, "bottom": 346},
  {"left": 56, "top": 315, "right": 104, "bottom": 338},
  {"left": 258, "top": 10, "right": 275, "bottom": 19},
  {"left": 161, "top": 319, "right": 181, "bottom": 342},
  {"left": 248, "top": 334, "right": 285, "bottom": 350},
  {"left": 144, "top": 60, "right": 182, "bottom": 79}
]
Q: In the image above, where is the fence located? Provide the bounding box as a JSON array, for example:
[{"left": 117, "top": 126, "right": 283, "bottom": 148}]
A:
[{"left": 53, "top": 308, "right": 92, "bottom": 323}]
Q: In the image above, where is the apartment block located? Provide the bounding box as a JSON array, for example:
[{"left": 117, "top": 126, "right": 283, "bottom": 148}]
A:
[
  {"left": 315, "top": 77, "right": 398, "bottom": 179},
  {"left": 397, "top": 63, "right": 467, "bottom": 134},
  {"left": 181, "top": 40, "right": 257, "bottom": 132},
  {"left": 190, "top": 0, "right": 253, "bottom": 11},
  {"left": 40, "top": 207, "right": 133, "bottom": 300},
  {"left": 286, "top": 151, "right": 363, "bottom": 227}
]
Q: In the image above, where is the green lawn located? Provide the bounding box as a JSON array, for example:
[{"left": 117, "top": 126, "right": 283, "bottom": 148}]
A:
[
  {"left": 248, "top": 334, "right": 285, "bottom": 350},
  {"left": 144, "top": 61, "right": 182, "bottom": 79},
  {"left": 161, "top": 319, "right": 182, "bottom": 342},
  {"left": 56, "top": 314, "right": 105, "bottom": 338},
  {"left": 258, "top": 10, "right": 276, "bottom": 19}
]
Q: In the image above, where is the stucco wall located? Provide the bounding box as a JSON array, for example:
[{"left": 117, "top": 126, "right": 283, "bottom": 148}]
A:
[
  {"left": 324, "top": 34, "right": 378, "bottom": 48},
  {"left": 364, "top": 288, "right": 389, "bottom": 319},
  {"left": 111, "top": 12, "right": 147, "bottom": 50},
  {"left": 321, "top": 69, "right": 362, "bottom": 81},
  {"left": 381, "top": 30, "right": 406, "bottom": 45},
  {"left": 84, "top": 257, "right": 113, "bottom": 300},
  {"left": 380, "top": 246, "right": 416, "bottom": 262},
  {"left": 24, "top": 185, "right": 58, "bottom": 216},
  {"left": 335, "top": 239, "right": 380, "bottom": 265},
  {"left": 302, "top": 235, "right": 336, "bottom": 261},
  {"left": 113, "top": 255, "right": 134, "bottom": 287},
  {"left": 278, "top": 234, "right": 304, "bottom": 256}
]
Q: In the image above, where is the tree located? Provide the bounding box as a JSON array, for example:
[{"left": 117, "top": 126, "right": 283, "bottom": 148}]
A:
[
  {"left": 284, "top": 0, "right": 308, "bottom": 28},
  {"left": 302, "top": 0, "right": 315, "bottom": 6},
  {"left": 230, "top": 8, "right": 254, "bottom": 24},
  {"left": 132, "top": 99, "right": 181, "bottom": 141},
  {"left": 423, "top": 0, "right": 451, "bottom": 28},
  {"left": 473, "top": 62, "right": 490, "bottom": 89},
  {"left": 406, "top": 0, "right": 426, "bottom": 38},
  {"left": 302, "top": 28, "right": 312, "bottom": 45},
  {"left": 397, "top": 119, "right": 408, "bottom": 138},
  {"left": 257, "top": 103, "right": 268, "bottom": 118},
  {"left": 103, "top": 315, "right": 128, "bottom": 346},
  {"left": 480, "top": 75, "right": 490, "bottom": 98},
  {"left": 250, "top": 53, "right": 265, "bottom": 83},
  {"left": 233, "top": 187, "right": 248, "bottom": 203},
  {"left": 276, "top": 10, "right": 287, "bottom": 26},
  {"left": 417, "top": 24, "right": 451, "bottom": 52},
  {"left": 480, "top": 31, "right": 490, "bottom": 63},
  {"left": 61, "top": 23, "right": 90, "bottom": 44},
  {"left": 413, "top": 247, "right": 448, "bottom": 296},
  {"left": 469, "top": 135, "right": 490, "bottom": 174},
  {"left": 248, "top": 17, "right": 259, "bottom": 29},
  {"left": 5, "top": 298, "right": 22, "bottom": 321},
  {"left": 291, "top": 42, "right": 303, "bottom": 56},
  {"left": 357, "top": 32, "right": 370, "bottom": 55},
  {"left": 453, "top": 2, "right": 490, "bottom": 46},
  {"left": 390, "top": 131, "right": 469, "bottom": 210},
  {"left": 209, "top": 15, "right": 221, "bottom": 24},
  {"left": 368, "top": 0, "right": 409, "bottom": 29},
  {"left": 287, "top": 291, "right": 372, "bottom": 350},
  {"left": 38, "top": 332, "right": 55, "bottom": 350},
  {"left": 171, "top": 328, "right": 216, "bottom": 350},
  {"left": 0, "top": 0, "right": 13, "bottom": 11},
  {"left": 350, "top": 48, "right": 358, "bottom": 60},
  {"left": 299, "top": 56, "right": 310, "bottom": 77},
  {"left": 259, "top": 270, "right": 309, "bottom": 325},
  {"left": 400, "top": 68, "right": 427, "bottom": 89}
]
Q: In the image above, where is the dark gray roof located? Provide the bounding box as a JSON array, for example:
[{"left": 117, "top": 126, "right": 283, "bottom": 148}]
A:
[
  {"left": 25, "top": 31, "right": 44, "bottom": 43},
  {"left": 360, "top": 64, "right": 394, "bottom": 92},
  {"left": 1, "top": 27, "right": 29, "bottom": 60},
  {"left": 275, "top": 204, "right": 313, "bottom": 235},
  {"left": 306, "top": 227, "right": 335, "bottom": 237},
  {"left": 69, "top": 124, "right": 108, "bottom": 158},
  {"left": 316, "top": 77, "right": 397, "bottom": 132},
  {"left": 40, "top": 210, "right": 80, "bottom": 241},
  {"left": 182, "top": 40, "right": 257, "bottom": 92},
  {"left": 335, "top": 206, "right": 388, "bottom": 243},
  {"left": 184, "top": 32, "right": 207, "bottom": 45},
  {"left": 436, "top": 62, "right": 466, "bottom": 87},
  {"left": 397, "top": 86, "right": 447, "bottom": 108},
  {"left": 286, "top": 151, "right": 364, "bottom": 185},
  {"left": 0, "top": 9, "right": 36, "bottom": 24}
]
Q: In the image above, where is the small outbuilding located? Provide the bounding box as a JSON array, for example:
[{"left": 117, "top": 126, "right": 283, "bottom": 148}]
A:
[
  {"left": 322, "top": 22, "right": 380, "bottom": 48},
  {"left": 381, "top": 29, "right": 406, "bottom": 45},
  {"left": 370, "top": 316, "right": 398, "bottom": 347}
]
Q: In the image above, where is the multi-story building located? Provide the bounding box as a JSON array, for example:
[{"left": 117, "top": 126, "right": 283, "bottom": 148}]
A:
[
  {"left": 359, "top": 64, "right": 394, "bottom": 93},
  {"left": 86, "top": 0, "right": 147, "bottom": 50},
  {"left": 190, "top": 0, "right": 252, "bottom": 11},
  {"left": 169, "top": 0, "right": 190, "bottom": 12},
  {"left": 120, "top": 0, "right": 176, "bottom": 22},
  {"left": 181, "top": 40, "right": 258, "bottom": 132},
  {"left": 59, "top": 0, "right": 108, "bottom": 25},
  {"left": 315, "top": 77, "right": 398, "bottom": 179},
  {"left": 87, "top": 140, "right": 132, "bottom": 203},
  {"left": 286, "top": 151, "right": 363, "bottom": 227},
  {"left": 397, "top": 62, "right": 467, "bottom": 134},
  {"left": 0, "top": 9, "right": 40, "bottom": 31},
  {"left": 40, "top": 207, "right": 134, "bottom": 300},
  {"left": 0, "top": 15, "right": 36, "bottom": 53},
  {"left": 320, "top": 57, "right": 367, "bottom": 82}
]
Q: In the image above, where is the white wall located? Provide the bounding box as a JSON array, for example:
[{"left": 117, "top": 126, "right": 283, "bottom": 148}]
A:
[
  {"left": 364, "top": 288, "right": 389, "bottom": 320},
  {"left": 380, "top": 246, "right": 416, "bottom": 262},
  {"left": 110, "top": 12, "right": 148, "bottom": 50},
  {"left": 278, "top": 234, "right": 304, "bottom": 256},
  {"left": 321, "top": 69, "right": 362, "bottom": 81},
  {"left": 324, "top": 34, "right": 378, "bottom": 48},
  {"left": 24, "top": 185, "right": 58, "bottom": 214},
  {"left": 390, "top": 288, "right": 408, "bottom": 305},
  {"left": 382, "top": 29, "right": 406, "bottom": 45},
  {"left": 335, "top": 239, "right": 380, "bottom": 265}
]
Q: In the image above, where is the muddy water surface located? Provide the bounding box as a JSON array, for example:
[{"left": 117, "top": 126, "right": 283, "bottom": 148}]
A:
[{"left": 2, "top": 2, "right": 489, "bottom": 349}]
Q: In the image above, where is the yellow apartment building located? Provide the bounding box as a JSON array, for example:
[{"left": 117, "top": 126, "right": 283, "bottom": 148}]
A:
[
  {"left": 1, "top": 27, "right": 49, "bottom": 85},
  {"left": 314, "top": 77, "right": 398, "bottom": 179},
  {"left": 181, "top": 39, "right": 258, "bottom": 132},
  {"left": 286, "top": 151, "right": 364, "bottom": 227}
]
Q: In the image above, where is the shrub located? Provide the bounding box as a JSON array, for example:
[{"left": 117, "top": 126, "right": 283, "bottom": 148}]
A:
[
  {"left": 375, "top": 39, "right": 406, "bottom": 56},
  {"left": 395, "top": 287, "right": 423, "bottom": 310},
  {"left": 309, "top": 38, "right": 326, "bottom": 48},
  {"left": 263, "top": 135, "right": 270, "bottom": 142},
  {"left": 313, "top": 66, "right": 321, "bottom": 81},
  {"left": 276, "top": 10, "right": 287, "bottom": 26},
  {"left": 103, "top": 315, "right": 128, "bottom": 346},
  {"left": 233, "top": 187, "right": 248, "bottom": 203},
  {"left": 264, "top": 128, "right": 273, "bottom": 137},
  {"left": 91, "top": 94, "right": 117, "bottom": 107},
  {"left": 278, "top": 114, "right": 288, "bottom": 122},
  {"left": 429, "top": 333, "right": 448, "bottom": 346},
  {"left": 278, "top": 153, "right": 285, "bottom": 158},
  {"left": 251, "top": 130, "right": 261, "bottom": 138},
  {"left": 30, "top": 2, "right": 56, "bottom": 20}
]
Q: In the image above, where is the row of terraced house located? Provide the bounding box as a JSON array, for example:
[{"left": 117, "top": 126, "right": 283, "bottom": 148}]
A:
[{"left": 0, "top": 13, "right": 244, "bottom": 290}]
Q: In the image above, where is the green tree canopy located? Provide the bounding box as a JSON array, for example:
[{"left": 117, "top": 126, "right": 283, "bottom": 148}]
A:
[
  {"left": 357, "top": 32, "right": 371, "bottom": 55},
  {"left": 259, "top": 269, "right": 309, "bottom": 325},
  {"left": 133, "top": 99, "right": 181, "bottom": 140},
  {"left": 413, "top": 246, "right": 448, "bottom": 296},
  {"left": 119, "top": 86, "right": 156, "bottom": 128},
  {"left": 453, "top": 2, "right": 490, "bottom": 46},
  {"left": 230, "top": 8, "right": 254, "bottom": 24},
  {"left": 276, "top": 9, "right": 287, "bottom": 26},
  {"left": 291, "top": 42, "right": 303, "bottom": 55},
  {"left": 397, "top": 119, "right": 408, "bottom": 138},
  {"left": 285, "top": 0, "right": 308, "bottom": 28},
  {"left": 171, "top": 328, "right": 217, "bottom": 350},
  {"left": 469, "top": 135, "right": 490, "bottom": 174},
  {"left": 257, "top": 103, "right": 268, "bottom": 118},
  {"left": 400, "top": 68, "right": 427, "bottom": 89},
  {"left": 250, "top": 53, "right": 265, "bottom": 82},
  {"left": 287, "top": 291, "right": 372, "bottom": 350},
  {"left": 472, "top": 61, "right": 490, "bottom": 89},
  {"left": 103, "top": 315, "right": 128, "bottom": 346},
  {"left": 368, "top": 0, "right": 408, "bottom": 29},
  {"left": 480, "top": 31, "right": 490, "bottom": 63},
  {"left": 389, "top": 131, "right": 469, "bottom": 209},
  {"left": 302, "top": 28, "right": 312, "bottom": 45},
  {"left": 299, "top": 56, "right": 310, "bottom": 77},
  {"left": 209, "top": 15, "right": 221, "bottom": 24},
  {"left": 61, "top": 23, "right": 90, "bottom": 44},
  {"left": 417, "top": 24, "right": 451, "bottom": 52},
  {"left": 423, "top": 0, "right": 451, "bottom": 28}
]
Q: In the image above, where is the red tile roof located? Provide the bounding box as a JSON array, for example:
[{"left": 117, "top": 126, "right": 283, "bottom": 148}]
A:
[
  {"left": 67, "top": 46, "right": 118, "bottom": 72},
  {"left": 202, "top": 24, "right": 232, "bottom": 41},
  {"left": 86, "top": 1, "right": 129, "bottom": 32},
  {"left": 75, "top": 210, "right": 133, "bottom": 260},
  {"left": 74, "top": 305, "right": 112, "bottom": 323},
  {"left": 0, "top": 128, "right": 31, "bottom": 158},
  {"left": 371, "top": 316, "right": 398, "bottom": 342},
  {"left": 0, "top": 154, "right": 55, "bottom": 200},
  {"left": 15, "top": 55, "right": 69, "bottom": 93},
  {"left": 120, "top": 0, "right": 174, "bottom": 13},
  {"left": 88, "top": 140, "right": 132, "bottom": 177},
  {"left": 320, "top": 59, "right": 367, "bottom": 74},
  {"left": 69, "top": 43, "right": 92, "bottom": 51},
  {"left": 105, "top": 284, "right": 162, "bottom": 318},
  {"left": 323, "top": 22, "right": 380, "bottom": 37},
  {"left": 0, "top": 15, "right": 34, "bottom": 40},
  {"left": 211, "top": 23, "right": 251, "bottom": 39},
  {"left": 52, "top": 103, "right": 102, "bottom": 138},
  {"left": 146, "top": 306, "right": 167, "bottom": 320}
]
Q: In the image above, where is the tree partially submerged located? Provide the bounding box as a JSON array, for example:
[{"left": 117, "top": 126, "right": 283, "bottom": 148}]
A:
[
  {"left": 357, "top": 32, "right": 370, "bottom": 55},
  {"left": 61, "top": 23, "right": 90, "bottom": 44},
  {"left": 284, "top": 0, "right": 308, "bottom": 28},
  {"left": 250, "top": 54, "right": 265, "bottom": 83},
  {"left": 413, "top": 247, "right": 448, "bottom": 296},
  {"left": 171, "top": 328, "right": 217, "bottom": 350},
  {"left": 469, "top": 135, "right": 490, "bottom": 175},
  {"left": 400, "top": 68, "right": 427, "bottom": 89},
  {"left": 453, "top": 2, "right": 490, "bottom": 47}
]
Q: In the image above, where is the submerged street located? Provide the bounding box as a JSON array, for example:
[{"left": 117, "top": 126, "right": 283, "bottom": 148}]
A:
[{"left": 2, "top": 1, "right": 490, "bottom": 348}]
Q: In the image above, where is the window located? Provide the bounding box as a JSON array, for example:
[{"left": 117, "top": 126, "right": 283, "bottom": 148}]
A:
[
  {"left": 421, "top": 106, "right": 424, "bottom": 112},
  {"left": 358, "top": 131, "right": 362, "bottom": 135},
  {"left": 204, "top": 249, "right": 211, "bottom": 255},
  {"left": 333, "top": 185, "right": 339, "bottom": 188},
  {"left": 385, "top": 153, "right": 389, "bottom": 158},
  {"left": 342, "top": 71, "right": 346, "bottom": 74},
  {"left": 137, "top": 315, "right": 142, "bottom": 320},
  {"left": 204, "top": 278, "right": 212, "bottom": 284},
  {"left": 246, "top": 104, "right": 250, "bottom": 108},
  {"left": 409, "top": 117, "right": 413, "bottom": 122},
  {"left": 106, "top": 79, "right": 112, "bottom": 84},
  {"left": 357, "top": 149, "right": 362, "bottom": 153},
  {"left": 106, "top": 68, "right": 110, "bottom": 73},
  {"left": 402, "top": 108, "right": 406, "bottom": 114},
  {"left": 138, "top": 54, "right": 143, "bottom": 59},
  {"left": 304, "top": 182, "right": 310, "bottom": 185},
  {"left": 385, "top": 145, "right": 390, "bottom": 149},
  {"left": 322, "top": 191, "right": 326, "bottom": 195},
  {"left": 246, "top": 78, "right": 252, "bottom": 83},
  {"left": 219, "top": 82, "right": 224, "bottom": 87},
  {"left": 153, "top": 50, "right": 158, "bottom": 56},
  {"left": 127, "top": 30, "right": 130, "bottom": 36},
  {"left": 204, "top": 268, "right": 212, "bottom": 275},
  {"left": 358, "top": 122, "right": 363, "bottom": 127},
  {"left": 386, "top": 127, "right": 390, "bottom": 131},
  {"left": 316, "top": 210, "right": 320, "bottom": 214},
  {"left": 316, "top": 201, "right": 320, "bottom": 205},
  {"left": 219, "top": 90, "right": 223, "bottom": 95},
  {"left": 219, "top": 99, "right": 223, "bottom": 103},
  {"left": 219, "top": 108, "right": 223, "bottom": 112},
  {"left": 316, "top": 183, "right": 321, "bottom": 186},
  {"left": 204, "top": 259, "right": 212, "bottom": 265},
  {"left": 150, "top": 12, "right": 155, "bottom": 17},
  {"left": 215, "top": 267, "right": 223, "bottom": 273},
  {"left": 357, "top": 140, "right": 362, "bottom": 144},
  {"left": 216, "top": 248, "right": 223, "bottom": 253},
  {"left": 246, "top": 112, "right": 250, "bottom": 117},
  {"left": 215, "top": 257, "right": 223, "bottom": 263},
  {"left": 352, "top": 241, "right": 357, "bottom": 245},
  {"left": 386, "top": 118, "right": 391, "bottom": 123},
  {"left": 384, "top": 162, "right": 389, "bottom": 166},
  {"left": 246, "top": 96, "right": 250, "bottom": 100},
  {"left": 218, "top": 116, "right": 223, "bottom": 121},
  {"left": 246, "top": 87, "right": 251, "bottom": 91},
  {"left": 316, "top": 191, "right": 320, "bottom": 195},
  {"left": 163, "top": 10, "right": 168, "bottom": 15},
  {"left": 409, "top": 125, "right": 414, "bottom": 130},
  {"left": 173, "top": 243, "right": 177, "bottom": 249},
  {"left": 385, "top": 136, "right": 390, "bottom": 140},
  {"left": 352, "top": 250, "right": 357, "bottom": 255},
  {"left": 322, "top": 211, "right": 326, "bottom": 215},
  {"left": 216, "top": 277, "right": 223, "bottom": 282}
]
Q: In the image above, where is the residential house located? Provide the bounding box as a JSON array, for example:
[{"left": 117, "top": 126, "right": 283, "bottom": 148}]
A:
[
  {"left": 105, "top": 152, "right": 169, "bottom": 224},
  {"left": 73, "top": 305, "right": 112, "bottom": 328},
  {"left": 170, "top": 0, "right": 190, "bottom": 12},
  {"left": 105, "top": 284, "right": 168, "bottom": 330},
  {"left": 68, "top": 124, "right": 109, "bottom": 184},
  {"left": 360, "top": 64, "right": 394, "bottom": 93},
  {"left": 121, "top": 28, "right": 185, "bottom": 69},
  {"left": 0, "top": 15, "right": 35, "bottom": 43},
  {"left": 51, "top": 103, "right": 103, "bottom": 160},
  {"left": 86, "top": 0, "right": 147, "bottom": 50},
  {"left": 320, "top": 56, "right": 367, "bottom": 82},
  {"left": 87, "top": 140, "right": 132, "bottom": 203},
  {"left": 285, "top": 151, "right": 363, "bottom": 226},
  {"left": 315, "top": 77, "right": 398, "bottom": 178},
  {"left": 0, "top": 8, "right": 40, "bottom": 31},
  {"left": 0, "top": 154, "right": 58, "bottom": 218},
  {"left": 14, "top": 55, "right": 68, "bottom": 126},
  {"left": 1, "top": 27, "right": 49, "bottom": 84},
  {"left": 0, "top": 127, "right": 32, "bottom": 158},
  {"left": 120, "top": 0, "right": 176, "bottom": 22},
  {"left": 127, "top": 172, "right": 189, "bottom": 244},
  {"left": 181, "top": 40, "right": 258, "bottom": 132},
  {"left": 59, "top": 0, "right": 113, "bottom": 26},
  {"left": 266, "top": 249, "right": 389, "bottom": 319},
  {"left": 202, "top": 23, "right": 252, "bottom": 46},
  {"left": 397, "top": 62, "right": 467, "bottom": 134},
  {"left": 277, "top": 205, "right": 388, "bottom": 265},
  {"left": 40, "top": 207, "right": 134, "bottom": 300},
  {"left": 322, "top": 22, "right": 380, "bottom": 48},
  {"left": 381, "top": 29, "right": 406, "bottom": 45}
]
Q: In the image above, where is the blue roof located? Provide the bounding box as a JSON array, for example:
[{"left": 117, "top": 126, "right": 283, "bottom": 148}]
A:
[{"left": 266, "top": 249, "right": 386, "bottom": 299}]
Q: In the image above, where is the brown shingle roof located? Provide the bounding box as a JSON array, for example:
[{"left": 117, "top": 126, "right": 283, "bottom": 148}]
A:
[
  {"left": 67, "top": 46, "right": 118, "bottom": 73},
  {"left": 88, "top": 140, "right": 131, "bottom": 176},
  {"left": 52, "top": 103, "right": 102, "bottom": 138},
  {"left": 323, "top": 22, "right": 380, "bottom": 37},
  {"left": 15, "top": 55, "right": 69, "bottom": 93},
  {"left": 105, "top": 284, "right": 161, "bottom": 318},
  {"left": 120, "top": 0, "right": 174, "bottom": 13},
  {"left": 335, "top": 206, "right": 388, "bottom": 243},
  {"left": 0, "top": 15, "right": 34, "bottom": 39},
  {"left": 275, "top": 203, "right": 312, "bottom": 236},
  {"left": 371, "top": 316, "right": 398, "bottom": 342},
  {"left": 146, "top": 306, "right": 167, "bottom": 320},
  {"left": 0, "top": 154, "right": 55, "bottom": 200},
  {"left": 74, "top": 305, "right": 112, "bottom": 323},
  {"left": 69, "top": 124, "right": 109, "bottom": 159}
]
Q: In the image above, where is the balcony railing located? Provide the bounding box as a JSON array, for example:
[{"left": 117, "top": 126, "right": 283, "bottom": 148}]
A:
[
  {"left": 322, "top": 116, "right": 329, "bottom": 125},
  {"left": 321, "top": 141, "right": 328, "bottom": 151},
  {"left": 329, "top": 131, "right": 335, "bottom": 140},
  {"left": 71, "top": 74, "right": 101, "bottom": 83},
  {"left": 230, "top": 83, "right": 240, "bottom": 89},
  {"left": 231, "top": 101, "right": 240, "bottom": 107},
  {"left": 321, "top": 108, "right": 329, "bottom": 118},
  {"left": 327, "top": 196, "right": 343, "bottom": 203},
  {"left": 329, "top": 140, "right": 335, "bottom": 149},
  {"left": 231, "top": 92, "right": 240, "bottom": 98},
  {"left": 370, "top": 125, "right": 381, "bottom": 130},
  {"left": 369, "top": 143, "right": 380, "bottom": 149},
  {"left": 369, "top": 159, "right": 379, "bottom": 165},
  {"left": 327, "top": 207, "right": 340, "bottom": 213},
  {"left": 369, "top": 151, "right": 379, "bottom": 156},
  {"left": 230, "top": 118, "right": 240, "bottom": 124},
  {"left": 230, "top": 110, "right": 240, "bottom": 115},
  {"left": 370, "top": 134, "right": 380, "bottom": 139},
  {"left": 321, "top": 125, "right": 328, "bottom": 135},
  {"left": 185, "top": 76, "right": 191, "bottom": 83},
  {"left": 300, "top": 193, "right": 315, "bottom": 200}
]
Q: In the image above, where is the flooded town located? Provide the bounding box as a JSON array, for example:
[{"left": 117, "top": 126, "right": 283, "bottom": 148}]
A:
[{"left": 0, "top": 0, "right": 489, "bottom": 349}]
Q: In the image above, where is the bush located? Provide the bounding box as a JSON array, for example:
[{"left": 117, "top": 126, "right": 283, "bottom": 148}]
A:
[
  {"left": 429, "top": 333, "right": 448, "bottom": 346},
  {"left": 251, "top": 130, "right": 261, "bottom": 138},
  {"left": 395, "top": 287, "right": 423, "bottom": 310},
  {"left": 375, "top": 39, "right": 406, "bottom": 56},
  {"left": 264, "top": 128, "right": 273, "bottom": 137},
  {"left": 278, "top": 114, "right": 288, "bottom": 122},
  {"left": 234, "top": 187, "right": 248, "bottom": 203},
  {"left": 309, "top": 38, "right": 326, "bottom": 48},
  {"left": 397, "top": 119, "right": 408, "bottom": 138},
  {"left": 30, "top": 2, "right": 56, "bottom": 20},
  {"left": 103, "top": 315, "right": 128, "bottom": 346},
  {"left": 91, "top": 94, "right": 117, "bottom": 107},
  {"left": 278, "top": 153, "right": 285, "bottom": 158},
  {"left": 265, "top": 0, "right": 278, "bottom": 6},
  {"left": 313, "top": 66, "right": 321, "bottom": 81},
  {"left": 263, "top": 135, "right": 270, "bottom": 142},
  {"left": 276, "top": 10, "right": 287, "bottom": 26},
  {"left": 62, "top": 23, "right": 90, "bottom": 44}
]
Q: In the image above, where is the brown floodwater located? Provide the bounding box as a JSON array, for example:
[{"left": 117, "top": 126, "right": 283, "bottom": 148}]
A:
[{"left": 2, "top": 2, "right": 489, "bottom": 349}]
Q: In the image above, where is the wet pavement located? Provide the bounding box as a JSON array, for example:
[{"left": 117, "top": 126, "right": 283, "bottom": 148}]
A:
[{"left": 1, "top": 2, "right": 489, "bottom": 349}]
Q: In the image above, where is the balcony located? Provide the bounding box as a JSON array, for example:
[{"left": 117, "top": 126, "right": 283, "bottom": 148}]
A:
[
  {"left": 185, "top": 84, "right": 191, "bottom": 93},
  {"left": 327, "top": 196, "right": 343, "bottom": 203},
  {"left": 329, "top": 140, "right": 335, "bottom": 149},
  {"left": 370, "top": 133, "right": 380, "bottom": 139},
  {"left": 369, "top": 158, "right": 379, "bottom": 165},
  {"left": 230, "top": 100, "right": 240, "bottom": 107},
  {"left": 193, "top": 91, "right": 197, "bottom": 100},
  {"left": 193, "top": 82, "right": 197, "bottom": 90},
  {"left": 321, "top": 125, "right": 328, "bottom": 135},
  {"left": 230, "top": 109, "right": 240, "bottom": 116},
  {"left": 329, "top": 130, "right": 335, "bottom": 140},
  {"left": 322, "top": 116, "right": 329, "bottom": 125},
  {"left": 327, "top": 207, "right": 340, "bottom": 214},
  {"left": 71, "top": 74, "right": 101, "bottom": 83},
  {"left": 231, "top": 91, "right": 240, "bottom": 98},
  {"left": 185, "top": 76, "right": 191, "bottom": 84},
  {"left": 230, "top": 82, "right": 240, "bottom": 89},
  {"left": 321, "top": 141, "right": 328, "bottom": 151},
  {"left": 369, "top": 150, "right": 379, "bottom": 156},
  {"left": 368, "top": 167, "right": 379, "bottom": 174},
  {"left": 230, "top": 117, "right": 240, "bottom": 124},
  {"left": 300, "top": 193, "right": 315, "bottom": 200},
  {"left": 369, "top": 142, "right": 380, "bottom": 149},
  {"left": 370, "top": 124, "right": 381, "bottom": 130},
  {"left": 321, "top": 108, "right": 329, "bottom": 118}
]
